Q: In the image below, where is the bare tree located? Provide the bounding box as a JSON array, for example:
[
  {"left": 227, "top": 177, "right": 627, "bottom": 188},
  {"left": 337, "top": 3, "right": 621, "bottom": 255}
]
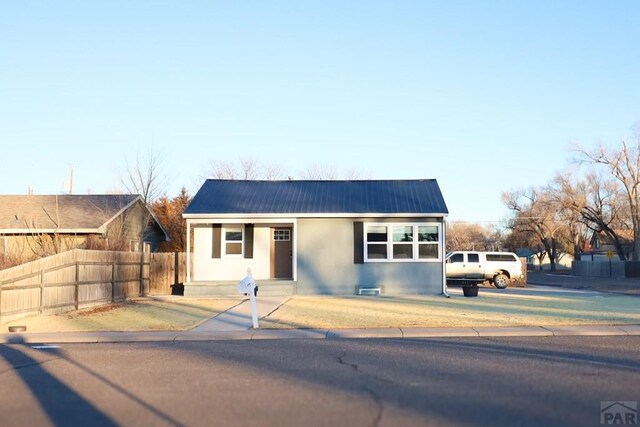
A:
[
  {"left": 503, "top": 187, "right": 569, "bottom": 271},
  {"left": 298, "top": 163, "right": 337, "bottom": 180},
  {"left": 204, "top": 158, "right": 370, "bottom": 182},
  {"left": 122, "top": 147, "right": 168, "bottom": 205},
  {"left": 297, "top": 163, "right": 371, "bottom": 180},
  {"left": 21, "top": 197, "right": 76, "bottom": 258},
  {"left": 120, "top": 147, "right": 169, "bottom": 250},
  {"left": 552, "top": 170, "right": 629, "bottom": 260},
  {"left": 574, "top": 133, "right": 640, "bottom": 260},
  {"left": 446, "top": 223, "right": 504, "bottom": 252},
  {"left": 206, "top": 158, "right": 286, "bottom": 180}
]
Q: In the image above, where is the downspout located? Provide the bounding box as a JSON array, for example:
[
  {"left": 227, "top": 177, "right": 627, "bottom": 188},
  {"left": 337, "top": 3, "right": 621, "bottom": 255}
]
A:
[{"left": 442, "top": 217, "right": 450, "bottom": 298}]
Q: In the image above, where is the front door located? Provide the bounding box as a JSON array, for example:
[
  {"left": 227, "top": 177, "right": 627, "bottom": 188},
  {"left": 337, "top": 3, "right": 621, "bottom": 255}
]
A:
[{"left": 271, "top": 227, "right": 293, "bottom": 279}]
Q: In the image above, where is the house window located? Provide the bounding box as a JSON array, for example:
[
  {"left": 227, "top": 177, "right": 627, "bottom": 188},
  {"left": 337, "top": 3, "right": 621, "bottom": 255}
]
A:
[
  {"left": 392, "top": 225, "right": 413, "bottom": 259},
  {"left": 366, "top": 225, "right": 388, "bottom": 259},
  {"left": 224, "top": 226, "right": 243, "bottom": 255},
  {"left": 273, "top": 229, "right": 290, "bottom": 241},
  {"left": 417, "top": 225, "right": 439, "bottom": 259},
  {"left": 364, "top": 223, "right": 441, "bottom": 262}
]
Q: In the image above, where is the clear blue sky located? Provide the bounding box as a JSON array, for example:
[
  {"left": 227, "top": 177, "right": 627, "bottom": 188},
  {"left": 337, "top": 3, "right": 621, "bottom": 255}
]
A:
[{"left": 1, "top": 1, "right": 639, "bottom": 223}]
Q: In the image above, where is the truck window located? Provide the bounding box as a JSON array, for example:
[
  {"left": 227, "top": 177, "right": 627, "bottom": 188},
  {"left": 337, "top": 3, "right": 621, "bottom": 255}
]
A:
[
  {"left": 467, "top": 253, "right": 480, "bottom": 263},
  {"left": 486, "top": 253, "right": 517, "bottom": 262},
  {"left": 449, "top": 253, "right": 464, "bottom": 263}
]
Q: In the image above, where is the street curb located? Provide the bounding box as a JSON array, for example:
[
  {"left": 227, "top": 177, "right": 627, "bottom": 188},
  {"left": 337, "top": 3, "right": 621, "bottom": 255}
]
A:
[{"left": 1, "top": 324, "right": 639, "bottom": 344}]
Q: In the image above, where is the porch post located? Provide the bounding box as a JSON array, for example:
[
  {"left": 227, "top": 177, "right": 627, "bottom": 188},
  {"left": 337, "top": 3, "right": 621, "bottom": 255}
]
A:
[
  {"left": 186, "top": 218, "right": 191, "bottom": 283},
  {"left": 292, "top": 219, "right": 298, "bottom": 281}
]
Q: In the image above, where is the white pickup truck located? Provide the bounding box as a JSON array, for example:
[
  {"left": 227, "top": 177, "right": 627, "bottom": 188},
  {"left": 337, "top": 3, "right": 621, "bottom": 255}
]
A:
[{"left": 445, "top": 251, "right": 523, "bottom": 289}]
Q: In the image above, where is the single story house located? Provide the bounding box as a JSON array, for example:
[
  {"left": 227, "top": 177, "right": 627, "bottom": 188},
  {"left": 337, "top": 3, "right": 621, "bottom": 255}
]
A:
[
  {"left": 182, "top": 179, "right": 449, "bottom": 296},
  {"left": 579, "top": 229, "right": 633, "bottom": 261},
  {"left": 0, "top": 194, "right": 170, "bottom": 262},
  {"left": 516, "top": 248, "right": 573, "bottom": 270}
]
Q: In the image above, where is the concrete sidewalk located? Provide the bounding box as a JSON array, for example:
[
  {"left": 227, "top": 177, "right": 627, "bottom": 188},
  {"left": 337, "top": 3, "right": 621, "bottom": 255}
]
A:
[
  {"left": 527, "top": 270, "right": 640, "bottom": 295},
  {"left": 1, "top": 324, "right": 639, "bottom": 345}
]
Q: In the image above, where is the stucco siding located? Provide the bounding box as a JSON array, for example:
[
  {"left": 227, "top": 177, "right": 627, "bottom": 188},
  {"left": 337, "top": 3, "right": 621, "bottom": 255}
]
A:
[
  {"left": 296, "top": 218, "right": 443, "bottom": 295},
  {"left": 193, "top": 224, "right": 271, "bottom": 281}
]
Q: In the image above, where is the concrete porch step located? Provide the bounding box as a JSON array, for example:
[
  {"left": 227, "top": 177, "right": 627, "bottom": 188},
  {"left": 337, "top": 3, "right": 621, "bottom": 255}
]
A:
[{"left": 184, "top": 280, "right": 296, "bottom": 297}]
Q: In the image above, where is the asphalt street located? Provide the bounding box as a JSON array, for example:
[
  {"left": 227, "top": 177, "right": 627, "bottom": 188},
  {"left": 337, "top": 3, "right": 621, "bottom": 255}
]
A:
[{"left": 0, "top": 336, "right": 638, "bottom": 427}]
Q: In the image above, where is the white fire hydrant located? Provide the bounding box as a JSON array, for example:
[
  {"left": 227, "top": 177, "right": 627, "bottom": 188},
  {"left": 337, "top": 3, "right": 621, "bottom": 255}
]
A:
[{"left": 237, "top": 269, "right": 259, "bottom": 329}]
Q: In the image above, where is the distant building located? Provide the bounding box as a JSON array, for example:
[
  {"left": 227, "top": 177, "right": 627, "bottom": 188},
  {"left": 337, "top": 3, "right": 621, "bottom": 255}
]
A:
[
  {"left": 0, "top": 194, "right": 169, "bottom": 262},
  {"left": 580, "top": 229, "right": 633, "bottom": 261},
  {"left": 516, "top": 248, "right": 573, "bottom": 270}
]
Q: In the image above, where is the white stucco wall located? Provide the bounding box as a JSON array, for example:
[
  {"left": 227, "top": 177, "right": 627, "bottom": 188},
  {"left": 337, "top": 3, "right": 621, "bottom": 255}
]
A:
[{"left": 193, "top": 224, "right": 272, "bottom": 280}]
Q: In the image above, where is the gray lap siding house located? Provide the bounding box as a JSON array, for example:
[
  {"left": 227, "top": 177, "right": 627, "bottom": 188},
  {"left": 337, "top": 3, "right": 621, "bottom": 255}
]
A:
[
  {"left": 183, "top": 180, "right": 449, "bottom": 296},
  {"left": 297, "top": 217, "right": 443, "bottom": 294}
]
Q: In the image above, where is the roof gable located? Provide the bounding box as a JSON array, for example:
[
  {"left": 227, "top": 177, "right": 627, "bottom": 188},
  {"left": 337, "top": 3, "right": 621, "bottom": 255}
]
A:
[
  {"left": 184, "top": 180, "right": 449, "bottom": 216},
  {"left": 0, "top": 194, "right": 141, "bottom": 232}
]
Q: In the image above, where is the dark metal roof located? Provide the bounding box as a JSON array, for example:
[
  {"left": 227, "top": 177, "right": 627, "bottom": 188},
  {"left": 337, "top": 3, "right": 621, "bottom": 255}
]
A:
[{"left": 184, "top": 180, "right": 448, "bottom": 215}]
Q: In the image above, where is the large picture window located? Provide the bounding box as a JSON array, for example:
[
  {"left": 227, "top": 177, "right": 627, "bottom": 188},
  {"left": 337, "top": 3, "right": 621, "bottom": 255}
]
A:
[{"left": 364, "top": 223, "right": 441, "bottom": 262}]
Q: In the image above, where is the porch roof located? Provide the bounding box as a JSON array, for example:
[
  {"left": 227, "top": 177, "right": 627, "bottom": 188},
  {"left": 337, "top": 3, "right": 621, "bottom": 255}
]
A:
[{"left": 184, "top": 179, "right": 448, "bottom": 216}]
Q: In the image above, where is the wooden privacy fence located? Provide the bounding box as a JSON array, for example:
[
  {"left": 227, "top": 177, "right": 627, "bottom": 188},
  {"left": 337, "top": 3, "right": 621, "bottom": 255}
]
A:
[
  {"left": 149, "top": 252, "right": 188, "bottom": 295},
  {"left": 0, "top": 249, "right": 186, "bottom": 324}
]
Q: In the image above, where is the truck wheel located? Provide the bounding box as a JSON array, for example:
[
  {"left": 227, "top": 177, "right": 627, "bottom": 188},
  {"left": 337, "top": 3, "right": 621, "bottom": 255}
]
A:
[{"left": 493, "top": 274, "right": 509, "bottom": 289}]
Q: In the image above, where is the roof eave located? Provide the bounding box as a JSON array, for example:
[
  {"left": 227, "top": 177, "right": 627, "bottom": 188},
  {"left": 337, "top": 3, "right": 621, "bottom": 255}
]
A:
[
  {"left": 0, "top": 228, "right": 101, "bottom": 234},
  {"left": 183, "top": 212, "right": 448, "bottom": 219}
]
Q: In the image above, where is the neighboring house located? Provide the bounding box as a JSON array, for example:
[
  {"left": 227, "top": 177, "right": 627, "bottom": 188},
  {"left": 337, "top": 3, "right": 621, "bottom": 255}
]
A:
[
  {"left": 580, "top": 229, "right": 633, "bottom": 261},
  {"left": 182, "top": 179, "right": 449, "bottom": 296},
  {"left": 0, "top": 194, "right": 170, "bottom": 261},
  {"left": 516, "top": 248, "right": 573, "bottom": 270}
]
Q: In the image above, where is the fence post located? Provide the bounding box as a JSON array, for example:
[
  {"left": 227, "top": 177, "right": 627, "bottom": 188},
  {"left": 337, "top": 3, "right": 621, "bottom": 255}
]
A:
[
  {"left": 111, "top": 259, "right": 116, "bottom": 303},
  {"left": 39, "top": 270, "right": 45, "bottom": 314},
  {"left": 75, "top": 261, "right": 80, "bottom": 311},
  {"left": 139, "top": 251, "right": 144, "bottom": 297},
  {"left": 174, "top": 252, "right": 179, "bottom": 287}
]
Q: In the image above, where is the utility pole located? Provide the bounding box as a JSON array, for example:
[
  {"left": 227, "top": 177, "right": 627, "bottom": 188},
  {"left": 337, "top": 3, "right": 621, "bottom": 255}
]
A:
[{"left": 68, "top": 164, "right": 74, "bottom": 194}]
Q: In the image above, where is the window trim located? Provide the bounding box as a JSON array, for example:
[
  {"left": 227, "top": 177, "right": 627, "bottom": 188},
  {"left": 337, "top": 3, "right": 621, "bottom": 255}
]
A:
[
  {"left": 222, "top": 225, "right": 244, "bottom": 257},
  {"left": 363, "top": 222, "right": 441, "bottom": 263}
]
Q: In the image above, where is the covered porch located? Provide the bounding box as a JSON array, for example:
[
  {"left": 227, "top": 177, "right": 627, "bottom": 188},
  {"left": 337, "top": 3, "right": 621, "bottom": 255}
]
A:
[{"left": 184, "top": 217, "right": 298, "bottom": 296}]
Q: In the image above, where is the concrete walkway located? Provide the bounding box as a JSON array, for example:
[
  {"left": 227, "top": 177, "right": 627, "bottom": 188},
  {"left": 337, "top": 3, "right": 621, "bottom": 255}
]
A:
[{"left": 190, "top": 296, "right": 290, "bottom": 332}]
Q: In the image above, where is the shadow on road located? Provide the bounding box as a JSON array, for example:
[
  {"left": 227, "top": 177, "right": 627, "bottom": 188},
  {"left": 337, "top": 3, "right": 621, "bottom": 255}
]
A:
[
  {"left": 0, "top": 335, "right": 117, "bottom": 426},
  {"left": 1, "top": 335, "right": 185, "bottom": 427}
]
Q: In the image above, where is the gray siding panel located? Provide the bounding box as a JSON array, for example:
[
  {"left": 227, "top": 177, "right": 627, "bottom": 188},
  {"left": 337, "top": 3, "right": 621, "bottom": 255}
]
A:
[{"left": 297, "top": 218, "right": 443, "bottom": 295}]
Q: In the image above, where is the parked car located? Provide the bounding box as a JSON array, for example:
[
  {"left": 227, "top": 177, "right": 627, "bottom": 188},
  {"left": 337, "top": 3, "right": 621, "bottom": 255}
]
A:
[{"left": 445, "top": 251, "right": 523, "bottom": 289}]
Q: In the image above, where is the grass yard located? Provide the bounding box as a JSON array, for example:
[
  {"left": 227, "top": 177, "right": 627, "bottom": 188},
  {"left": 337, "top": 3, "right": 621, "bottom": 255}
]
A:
[{"left": 259, "top": 289, "right": 640, "bottom": 329}]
